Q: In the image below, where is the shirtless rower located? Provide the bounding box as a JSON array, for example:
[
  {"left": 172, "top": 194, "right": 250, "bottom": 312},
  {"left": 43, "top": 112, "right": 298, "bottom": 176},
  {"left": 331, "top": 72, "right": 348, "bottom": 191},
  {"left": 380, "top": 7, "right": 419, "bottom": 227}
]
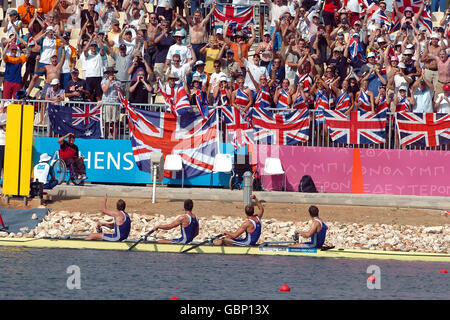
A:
[
  {"left": 34, "top": 49, "right": 66, "bottom": 100},
  {"left": 214, "top": 195, "right": 264, "bottom": 246},
  {"left": 86, "top": 195, "right": 131, "bottom": 241},
  {"left": 289, "top": 205, "right": 328, "bottom": 249},
  {"left": 184, "top": 0, "right": 216, "bottom": 62},
  {"left": 154, "top": 199, "right": 199, "bottom": 244}
]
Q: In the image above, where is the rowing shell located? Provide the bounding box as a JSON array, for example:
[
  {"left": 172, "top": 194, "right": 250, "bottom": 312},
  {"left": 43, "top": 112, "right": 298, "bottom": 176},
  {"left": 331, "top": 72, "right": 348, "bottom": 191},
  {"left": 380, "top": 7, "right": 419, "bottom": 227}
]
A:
[{"left": 0, "top": 238, "right": 448, "bottom": 262}]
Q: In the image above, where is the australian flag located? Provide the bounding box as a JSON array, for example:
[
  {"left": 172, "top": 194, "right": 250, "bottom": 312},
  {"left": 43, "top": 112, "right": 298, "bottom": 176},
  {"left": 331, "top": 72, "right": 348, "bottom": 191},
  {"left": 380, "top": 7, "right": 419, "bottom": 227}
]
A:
[{"left": 48, "top": 103, "right": 102, "bottom": 138}]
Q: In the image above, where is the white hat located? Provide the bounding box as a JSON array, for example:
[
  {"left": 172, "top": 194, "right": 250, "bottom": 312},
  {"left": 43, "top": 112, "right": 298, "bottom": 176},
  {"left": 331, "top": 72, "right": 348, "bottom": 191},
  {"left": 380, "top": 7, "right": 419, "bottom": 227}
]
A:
[
  {"left": 403, "top": 49, "right": 414, "bottom": 55},
  {"left": 368, "top": 52, "right": 376, "bottom": 58},
  {"left": 216, "top": 28, "right": 223, "bottom": 34},
  {"left": 50, "top": 78, "right": 60, "bottom": 85},
  {"left": 195, "top": 60, "right": 205, "bottom": 66},
  {"left": 39, "top": 153, "right": 52, "bottom": 162},
  {"left": 219, "top": 75, "right": 227, "bottom": 82},
  {"left": 173, "top": 30, "right": 185, "bottom": 37},
  {"left": 399, "top": 85, "right": 408, "bottom": 91},
  {"left": 377, "top": 37, "right": 386, "bottom": 43},
  {"left": 406, "top": 44, "right": 414, "bottom": 49},
  {"left": 47, "top": 26, "right": 54, "bottom": 31},
  {"left": 404, "top": 7, "right": 413, "bottom": 12},
  {"left": 431, "top": 33, "right": 439, "bottom": 39},
  {"left": 419, "top": 26, "right": 427, "bottom": 32}
]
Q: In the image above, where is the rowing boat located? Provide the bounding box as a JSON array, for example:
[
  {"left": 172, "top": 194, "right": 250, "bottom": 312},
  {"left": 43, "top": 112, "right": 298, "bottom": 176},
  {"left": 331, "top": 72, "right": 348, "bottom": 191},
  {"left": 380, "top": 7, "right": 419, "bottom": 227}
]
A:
[{"left": 0, "top": 237, "right": 448, "bottom": 262}]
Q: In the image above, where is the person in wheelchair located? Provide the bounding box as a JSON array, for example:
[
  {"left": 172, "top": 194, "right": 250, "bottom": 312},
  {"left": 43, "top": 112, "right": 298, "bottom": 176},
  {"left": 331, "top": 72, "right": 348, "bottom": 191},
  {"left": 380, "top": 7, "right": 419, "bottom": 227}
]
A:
[
  {"left": 30, "top": 153, "right": 58, "bottom": 197},
  {"left": 57, "top": 132, "right": 87, "bottom": 180}
]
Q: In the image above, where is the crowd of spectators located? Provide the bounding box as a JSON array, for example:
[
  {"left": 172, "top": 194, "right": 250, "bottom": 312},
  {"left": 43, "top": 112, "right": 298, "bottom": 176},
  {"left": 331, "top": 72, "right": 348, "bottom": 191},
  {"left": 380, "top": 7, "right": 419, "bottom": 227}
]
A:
[{"left": 0, "top": 0, "right": 449, "bottom": 140}]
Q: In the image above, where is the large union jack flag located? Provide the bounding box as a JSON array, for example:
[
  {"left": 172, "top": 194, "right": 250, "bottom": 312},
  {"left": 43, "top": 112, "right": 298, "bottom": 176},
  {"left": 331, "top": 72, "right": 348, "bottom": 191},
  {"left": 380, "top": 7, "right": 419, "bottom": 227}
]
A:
[
  {"left": 212, "top": 4, "right": 254, "bottom": 36},
  {"left": 391, "top": 0, "right": 432, "bottom": 33},
  {"left": 324, "top": 109, "right": 387, "bottom": 145},
  {"left": 120, "top": 94, "right": 219, "bottom": 178},
  {"left": 250, "top": 107, "right": 310, "bottom": 145},
  {"left": 221, "top": 105, "right": 254, "bottom": 149},
  {"left": 396, "top": 112, "right": 450, "bottom": 147},
  {"left": 48, "top": 103, "right": 102, "bottom": 138}
]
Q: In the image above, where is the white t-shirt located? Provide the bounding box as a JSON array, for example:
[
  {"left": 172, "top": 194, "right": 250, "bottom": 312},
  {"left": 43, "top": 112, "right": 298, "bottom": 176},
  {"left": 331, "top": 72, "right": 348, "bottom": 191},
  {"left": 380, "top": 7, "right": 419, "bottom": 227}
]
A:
[
  {"left": 269, "top": 4, "right": 289, "bottom": 27},
  {"left": 33, "top": 162, "right": 50, "bottom": 183},
  {"left": 81, "top": 52, "right": 104, "bottom": 77},
  {"left": 59, "top": 45, "right": 74, "bottom": 74},
  {"left": 244, "top": 60, "right": 269, "bottom": 92},
  {"left": 435, "top": 93, "right": 450, "bottom": 113},
  {"left": 157, "top": 0, "right": 173, "bottom": 9},
  {"left": 167, "top": 62, "right": 191, "bottom": 84},
  {"left": 167, "top": 44, "right": 192, "bottom": 65},
  {"left": 40, "top": 37, "right": 58, "bottom": 65},
  {"left": 209, "top": 71, "right": 226, "bottom": 94},
  {"left": 347, "top": 0, "right": 361, "bottom": 13}
]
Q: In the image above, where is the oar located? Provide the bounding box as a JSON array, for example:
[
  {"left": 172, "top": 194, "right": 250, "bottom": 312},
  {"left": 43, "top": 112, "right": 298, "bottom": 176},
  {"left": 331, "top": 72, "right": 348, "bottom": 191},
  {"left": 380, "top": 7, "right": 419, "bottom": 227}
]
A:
[
  {"left": 0, "top": 227, "right": 11, "bottom": 234},
  {"left": 181, "top": 233, "right": 223, "bottom": 253},
  {"left": 128, "top": 229, "right": 155, "bottom": 251}
]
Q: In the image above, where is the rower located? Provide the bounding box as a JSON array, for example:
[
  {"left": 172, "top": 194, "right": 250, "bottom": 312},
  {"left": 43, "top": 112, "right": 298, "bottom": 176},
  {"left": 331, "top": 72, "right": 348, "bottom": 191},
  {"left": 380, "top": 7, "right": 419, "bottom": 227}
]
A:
[
  {"left": 214, "top": 194, "right": 264, "bottom": 246},
  {"left": 86, "top": 195, "right": 131, "bottom": 241},
  {"left": 289, "top": 205, "right": 327, "bottom": 249},
  {"left": 154, "top": 199, "right": 199, "bottom": 244}
]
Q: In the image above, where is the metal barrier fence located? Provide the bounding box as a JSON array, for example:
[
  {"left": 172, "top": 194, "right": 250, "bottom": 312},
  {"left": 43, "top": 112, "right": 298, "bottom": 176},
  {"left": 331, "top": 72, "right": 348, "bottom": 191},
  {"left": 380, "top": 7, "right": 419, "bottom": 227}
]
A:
[{"left": 1, "top": 98, "right": 447, "bottom": 151}]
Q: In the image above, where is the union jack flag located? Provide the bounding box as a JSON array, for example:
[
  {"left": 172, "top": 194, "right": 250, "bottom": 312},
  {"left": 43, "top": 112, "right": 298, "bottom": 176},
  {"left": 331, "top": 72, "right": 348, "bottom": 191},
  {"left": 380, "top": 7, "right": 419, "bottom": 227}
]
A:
[
  {"left": 358, "top": 91, "right": 372, "bottom": 112},
  {"left": 391, "top": 0, "right": 432, "bottom": 33},
  {"left": 251, "top": 107, "right": 310, "bottom": 145},
  {"left": 221, "top": 105, "right": 253, "bottom": 149},
  {"left": 158, "top": 79, "right": 191, "bottom": 116},
  {"left": 324, "top": 109, "right": 387, "bottom": 145},
  {"left": 212, "top": 4, "right": 254, "bottom": 36},
  {"left": 48, "top": 103, "right": 102, "bottom": 138},
  {"left": 297, "top": 73, "right": 313, "bottom": 91},
  {"left": 396, "top": 112, "right": 450, "bottom": 147},
  {"left": 120, "top": 93, "right": 219, "bottom": 178},
  {"left": 314, "top": 89, "right": 330, "bottom": 121},
  {"left": 194, "top": 89, "right": 209, "bottom": 120},
  {"left": 349, "top": 36, "right": 367, "bottom": 62},
  {"left": 292, "top": 94, "right": 307, "bottom": 109},
  {"left": 254, "top": 87, "right": 271, "bottom": 110},
  {"left": 276, "top": 89, "right": 291, "bottom": 109}
]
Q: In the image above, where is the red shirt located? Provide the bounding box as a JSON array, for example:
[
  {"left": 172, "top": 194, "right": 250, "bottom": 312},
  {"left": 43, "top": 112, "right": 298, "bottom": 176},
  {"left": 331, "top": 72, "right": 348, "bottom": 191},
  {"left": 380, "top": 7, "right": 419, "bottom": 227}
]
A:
[{"left": 59, "top": 141, "right": 78, "bottom": 159}]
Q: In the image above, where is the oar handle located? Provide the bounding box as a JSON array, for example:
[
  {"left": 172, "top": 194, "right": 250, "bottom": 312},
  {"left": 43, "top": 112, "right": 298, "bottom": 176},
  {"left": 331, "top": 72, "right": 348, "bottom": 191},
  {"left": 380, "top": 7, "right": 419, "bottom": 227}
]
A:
[
  {"left": 181, "top": 233, "right": 223, "bottom": 253},
  {"left": 128, "top": 229, "right": 155, "bottom": 251}
]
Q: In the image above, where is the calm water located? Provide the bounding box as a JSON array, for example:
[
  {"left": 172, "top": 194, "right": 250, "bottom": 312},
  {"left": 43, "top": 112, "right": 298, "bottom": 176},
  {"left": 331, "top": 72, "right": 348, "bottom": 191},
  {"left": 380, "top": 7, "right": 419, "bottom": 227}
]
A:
[{"left": 0, "top": 246, "right": 448, "bottom": 300}]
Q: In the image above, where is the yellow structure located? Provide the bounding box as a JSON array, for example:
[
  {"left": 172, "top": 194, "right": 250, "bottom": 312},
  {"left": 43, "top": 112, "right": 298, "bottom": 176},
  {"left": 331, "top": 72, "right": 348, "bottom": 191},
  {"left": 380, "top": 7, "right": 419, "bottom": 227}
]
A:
[{"left": 2, "top": 104, "right": 34, "bottom": 197}]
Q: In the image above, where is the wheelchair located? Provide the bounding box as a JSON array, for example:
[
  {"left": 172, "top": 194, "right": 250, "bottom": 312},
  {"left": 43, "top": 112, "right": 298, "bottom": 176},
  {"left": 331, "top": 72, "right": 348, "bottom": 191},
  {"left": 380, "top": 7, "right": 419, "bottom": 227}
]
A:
[{"left": 50, "top": 151, "right": 85, "bottom": 186}]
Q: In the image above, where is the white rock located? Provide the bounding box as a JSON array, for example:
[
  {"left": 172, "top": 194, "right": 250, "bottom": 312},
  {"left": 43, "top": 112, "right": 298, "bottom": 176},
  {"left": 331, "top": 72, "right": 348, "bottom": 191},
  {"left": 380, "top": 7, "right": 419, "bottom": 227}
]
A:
[
  {"left": 423, "top": 226, "right": 443, "bottom": 234},
  {"left": 31, "top": 213, "right": 38, "bottom": 220}
]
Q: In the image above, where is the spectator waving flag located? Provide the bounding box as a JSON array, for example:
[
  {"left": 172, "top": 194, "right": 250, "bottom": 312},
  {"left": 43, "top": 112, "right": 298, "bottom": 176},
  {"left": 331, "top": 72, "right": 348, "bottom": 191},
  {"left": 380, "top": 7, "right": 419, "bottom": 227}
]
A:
[
  {"left": 158, "top": 79, "right": 191, "bottom": 116},
  {"left": 212, "top": 4, "right": 254, "bottom": 36},
  {"left": 221, "top": 105, "right": 254, "bottom": 149},
  {"left": 120, "top": 93, "right": 219, "bottom": 178},
  {"left": 324, "top": 109, "right": 387, "bottom": 145},
  {"left": 391, "top": 0, "right": 432, "bottom": 33},
  {"left": 396, "top": 112, "right": 450, "bottom": 147},
  {"left": 194, "top": 89, "right": 210, "bottom": 120},
  {"left": 48, "top": 103, "right": 102, "bottom": 138},
  {"left": 251, "top": 108, "right": 310, "bottom": 145},
  {"left": 348, "top": 35, "right": 367, "bottom": 62}
]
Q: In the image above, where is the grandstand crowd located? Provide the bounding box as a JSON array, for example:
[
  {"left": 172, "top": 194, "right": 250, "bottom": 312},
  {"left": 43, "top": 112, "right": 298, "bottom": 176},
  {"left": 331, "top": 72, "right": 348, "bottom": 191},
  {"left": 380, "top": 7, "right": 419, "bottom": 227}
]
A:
[{"left": 0, "top": 0, "right": 449, "bottom": 140}]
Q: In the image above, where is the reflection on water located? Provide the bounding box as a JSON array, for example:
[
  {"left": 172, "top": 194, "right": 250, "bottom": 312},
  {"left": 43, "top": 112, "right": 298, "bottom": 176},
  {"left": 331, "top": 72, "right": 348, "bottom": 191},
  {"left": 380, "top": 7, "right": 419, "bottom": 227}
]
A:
[{"left": 0, "top": 247, "right": 448, "bottom": 300}]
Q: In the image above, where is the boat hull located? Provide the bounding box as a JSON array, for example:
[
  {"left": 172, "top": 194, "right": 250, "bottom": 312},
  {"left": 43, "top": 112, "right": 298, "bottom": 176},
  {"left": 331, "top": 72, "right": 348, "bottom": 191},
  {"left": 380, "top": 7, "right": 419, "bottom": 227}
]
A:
[{"left": 0, "top": 238, "right": 448, "bottom": 262}]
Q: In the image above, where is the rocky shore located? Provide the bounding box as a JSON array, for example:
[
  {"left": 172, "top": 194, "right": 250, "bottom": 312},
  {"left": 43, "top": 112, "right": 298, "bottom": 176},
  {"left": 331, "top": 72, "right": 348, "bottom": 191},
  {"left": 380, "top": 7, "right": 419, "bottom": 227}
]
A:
[{"left": 1, "top": 210, "right": 449, "bottom": 254}]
